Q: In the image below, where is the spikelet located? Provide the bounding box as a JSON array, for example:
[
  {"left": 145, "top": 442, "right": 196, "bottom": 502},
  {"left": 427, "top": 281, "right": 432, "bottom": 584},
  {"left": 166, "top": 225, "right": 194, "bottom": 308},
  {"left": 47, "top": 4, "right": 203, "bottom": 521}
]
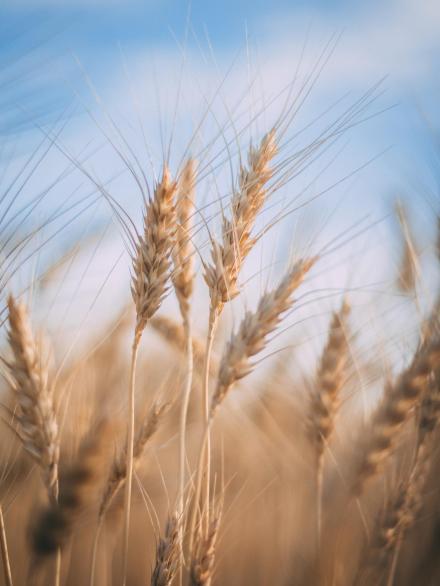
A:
[
  {"left": 308, "top": 301, "right": 350, "bottom": 461},
  {"left": 99, "top": 401, "right": 170, "bottom": 518},
  {"left": 172, "top": 158, "right": 196, "bottom": 321},
  {"left": 211, "top": 258, "right": 315, "bottom": 414},
  {"left": 131, "top": 167, "right": 177, "bottom": 341},
  {"left": 151, "top": 514, "right": 180, "bottom": 586},
  {"left": 351, "top": 332, "right": 440, "bottom": 497},
  {"left": 6, "top": 295, "right": 59, "bottom": 500},
  {"left": 203, "top": 130, "right": 277, "bottom": 316}
]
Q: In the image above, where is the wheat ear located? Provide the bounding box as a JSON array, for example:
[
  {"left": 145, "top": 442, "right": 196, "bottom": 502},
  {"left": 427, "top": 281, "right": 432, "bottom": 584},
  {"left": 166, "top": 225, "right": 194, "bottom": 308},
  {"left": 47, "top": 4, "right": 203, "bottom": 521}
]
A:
[
  {"left": 6, "top": 295, "right": 59, "bottom": 502},
  {"left": 193, "top": 130, "right": 278, "bottom": 547},
  {"left": 308, "top": 300, "right": 350, "bottom": 547},
  {"left": 354, "top": 435, "right": 435, "bottom": 586},
  {"left": 203, "top": 129, "right": 277, "bottom": 315},
  {"left": 212, "top": 258, "right": 316, "bottom": 413},
  {"left": 7, "top": 295, "right": 60, "bottom": 585},
  {"left": 151, "top": 515, "right": 180, "bottom": 586},
  {"left": 351, "top": 333, "right": 440, "bottom": 497},
  {"left": 123, "top": 166, "right": 177, "bottom": 586}
]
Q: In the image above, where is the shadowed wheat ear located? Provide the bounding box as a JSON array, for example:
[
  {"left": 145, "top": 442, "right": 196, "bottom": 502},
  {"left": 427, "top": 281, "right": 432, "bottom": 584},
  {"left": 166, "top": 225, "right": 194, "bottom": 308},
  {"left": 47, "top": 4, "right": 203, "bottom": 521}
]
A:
[
  {"left": 32, "top": 419, "right": 115, "bottom": 561},
  {"left": 351, "top": 331, "right": 440, "bottom": 497},
  {"left": 123, "top": 166, "right": 177, "bottom": 586},
  {"left": 151, "top": 514, "right": 180, "bottom": 586},
  {"left": 203, "top": 129, "right": 277, "bottom": 318},
  {"left": 6, "top": 294, "right": 59, "bottom": 502},
  {"left": 354, "top": 434, "right": 436, "bottom": 586},
  {"left": 307, "top": 300, "right": 350, "bottom": 545}
]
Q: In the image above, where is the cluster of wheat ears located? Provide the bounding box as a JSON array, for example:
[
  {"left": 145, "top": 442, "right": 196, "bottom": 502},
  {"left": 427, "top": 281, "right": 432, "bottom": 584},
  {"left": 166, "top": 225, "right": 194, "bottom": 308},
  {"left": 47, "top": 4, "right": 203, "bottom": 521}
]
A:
[{"left": 0, "top": 72, "right": 439, "bottom": 586}]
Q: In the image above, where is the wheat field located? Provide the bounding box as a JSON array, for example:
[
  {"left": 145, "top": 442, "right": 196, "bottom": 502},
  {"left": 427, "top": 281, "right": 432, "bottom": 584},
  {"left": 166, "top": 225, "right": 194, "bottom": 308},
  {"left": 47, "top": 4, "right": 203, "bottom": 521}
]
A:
[{"left": 0, "top": 21, "right": 439, "bottom": 586}]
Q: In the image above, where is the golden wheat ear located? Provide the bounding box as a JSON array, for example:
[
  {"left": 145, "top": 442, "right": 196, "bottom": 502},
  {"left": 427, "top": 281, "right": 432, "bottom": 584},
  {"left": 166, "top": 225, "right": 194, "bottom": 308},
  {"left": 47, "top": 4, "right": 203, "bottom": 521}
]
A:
[
  {"left": 6, "top": 294, "right": 59, "bottom": 502},
  {"left": 131, "top": 165, "right": 178, "bottom": 342},
  {"left": 203, "top": 129, "right": 278, "bottom": 317},
  {"left": 212, "top": 257, "right": 316, "bottom": 414},
  {"left": 350, "top": 332, "right": 440, "bottom": 498}
]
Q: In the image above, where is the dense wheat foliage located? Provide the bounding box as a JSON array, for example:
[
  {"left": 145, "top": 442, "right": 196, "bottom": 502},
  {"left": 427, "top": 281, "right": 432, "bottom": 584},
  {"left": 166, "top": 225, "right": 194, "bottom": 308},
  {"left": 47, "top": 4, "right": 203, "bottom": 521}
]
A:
[{"left": 0, "top": 26, "right": 440, "bottom": 586}]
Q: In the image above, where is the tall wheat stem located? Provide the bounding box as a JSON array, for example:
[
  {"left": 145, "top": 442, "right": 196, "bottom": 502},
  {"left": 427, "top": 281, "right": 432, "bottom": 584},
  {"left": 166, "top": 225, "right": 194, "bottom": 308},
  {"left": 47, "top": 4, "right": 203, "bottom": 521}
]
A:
[
  {"left": 188, "top": 311, "right": 218, "bottom": 556},
  {"left": 178, "top": 316, "right": 193, "bottom": 582},
  {"left": 316, "top": 454, "right": 324, "bottom": 557},
  {"left": 0, "top": 506, "right": 12, "bottom": 586},
  {"left": 122, "top": 335, "right": 140, "bottom": 586},
  {"left": 89, "top": 516, "right": 105, "bottom": 586}
]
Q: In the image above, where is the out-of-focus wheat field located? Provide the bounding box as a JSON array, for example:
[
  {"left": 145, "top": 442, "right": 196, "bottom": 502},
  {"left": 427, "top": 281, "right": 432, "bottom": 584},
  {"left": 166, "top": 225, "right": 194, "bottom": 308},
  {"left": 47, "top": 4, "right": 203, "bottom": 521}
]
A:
[{"left": 0, "top": 2, "right": 439, "bottom": 586}]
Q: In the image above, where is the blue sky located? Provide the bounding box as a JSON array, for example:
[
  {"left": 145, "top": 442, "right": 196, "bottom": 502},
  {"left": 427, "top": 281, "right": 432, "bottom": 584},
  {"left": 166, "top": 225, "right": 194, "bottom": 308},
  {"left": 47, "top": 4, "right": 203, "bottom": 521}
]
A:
[{"left": 1, "top": 0, "right": 439, "bottom": 328}]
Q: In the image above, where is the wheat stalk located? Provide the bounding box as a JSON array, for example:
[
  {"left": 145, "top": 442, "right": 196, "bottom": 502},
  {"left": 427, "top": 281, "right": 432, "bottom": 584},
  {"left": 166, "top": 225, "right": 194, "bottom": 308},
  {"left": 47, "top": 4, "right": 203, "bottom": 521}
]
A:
[
  {"left": 0, "top": 506, "right": 12, "bottom": 586},
  {"left": 190, "top": 130, "right": 278, "bottom": 550},
  {"left": 123, "top": 166, "right": 177, "bottom": 586},
  {"left": 171, "top": 158, "right": 197, "bottom": 580}
]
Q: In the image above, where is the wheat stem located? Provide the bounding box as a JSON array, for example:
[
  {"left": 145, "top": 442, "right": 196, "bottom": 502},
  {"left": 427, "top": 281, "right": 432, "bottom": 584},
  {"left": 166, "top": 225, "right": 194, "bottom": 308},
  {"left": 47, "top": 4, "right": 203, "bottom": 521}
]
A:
[
  {"left": 89, "top": 516, "right": 105, "bottom": 586},
  {"left": 0, "top": 506, "right": 12, "bottom": 586},
  {"left": 122, "top": 335, "right": 140, "bottom": 586}
]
